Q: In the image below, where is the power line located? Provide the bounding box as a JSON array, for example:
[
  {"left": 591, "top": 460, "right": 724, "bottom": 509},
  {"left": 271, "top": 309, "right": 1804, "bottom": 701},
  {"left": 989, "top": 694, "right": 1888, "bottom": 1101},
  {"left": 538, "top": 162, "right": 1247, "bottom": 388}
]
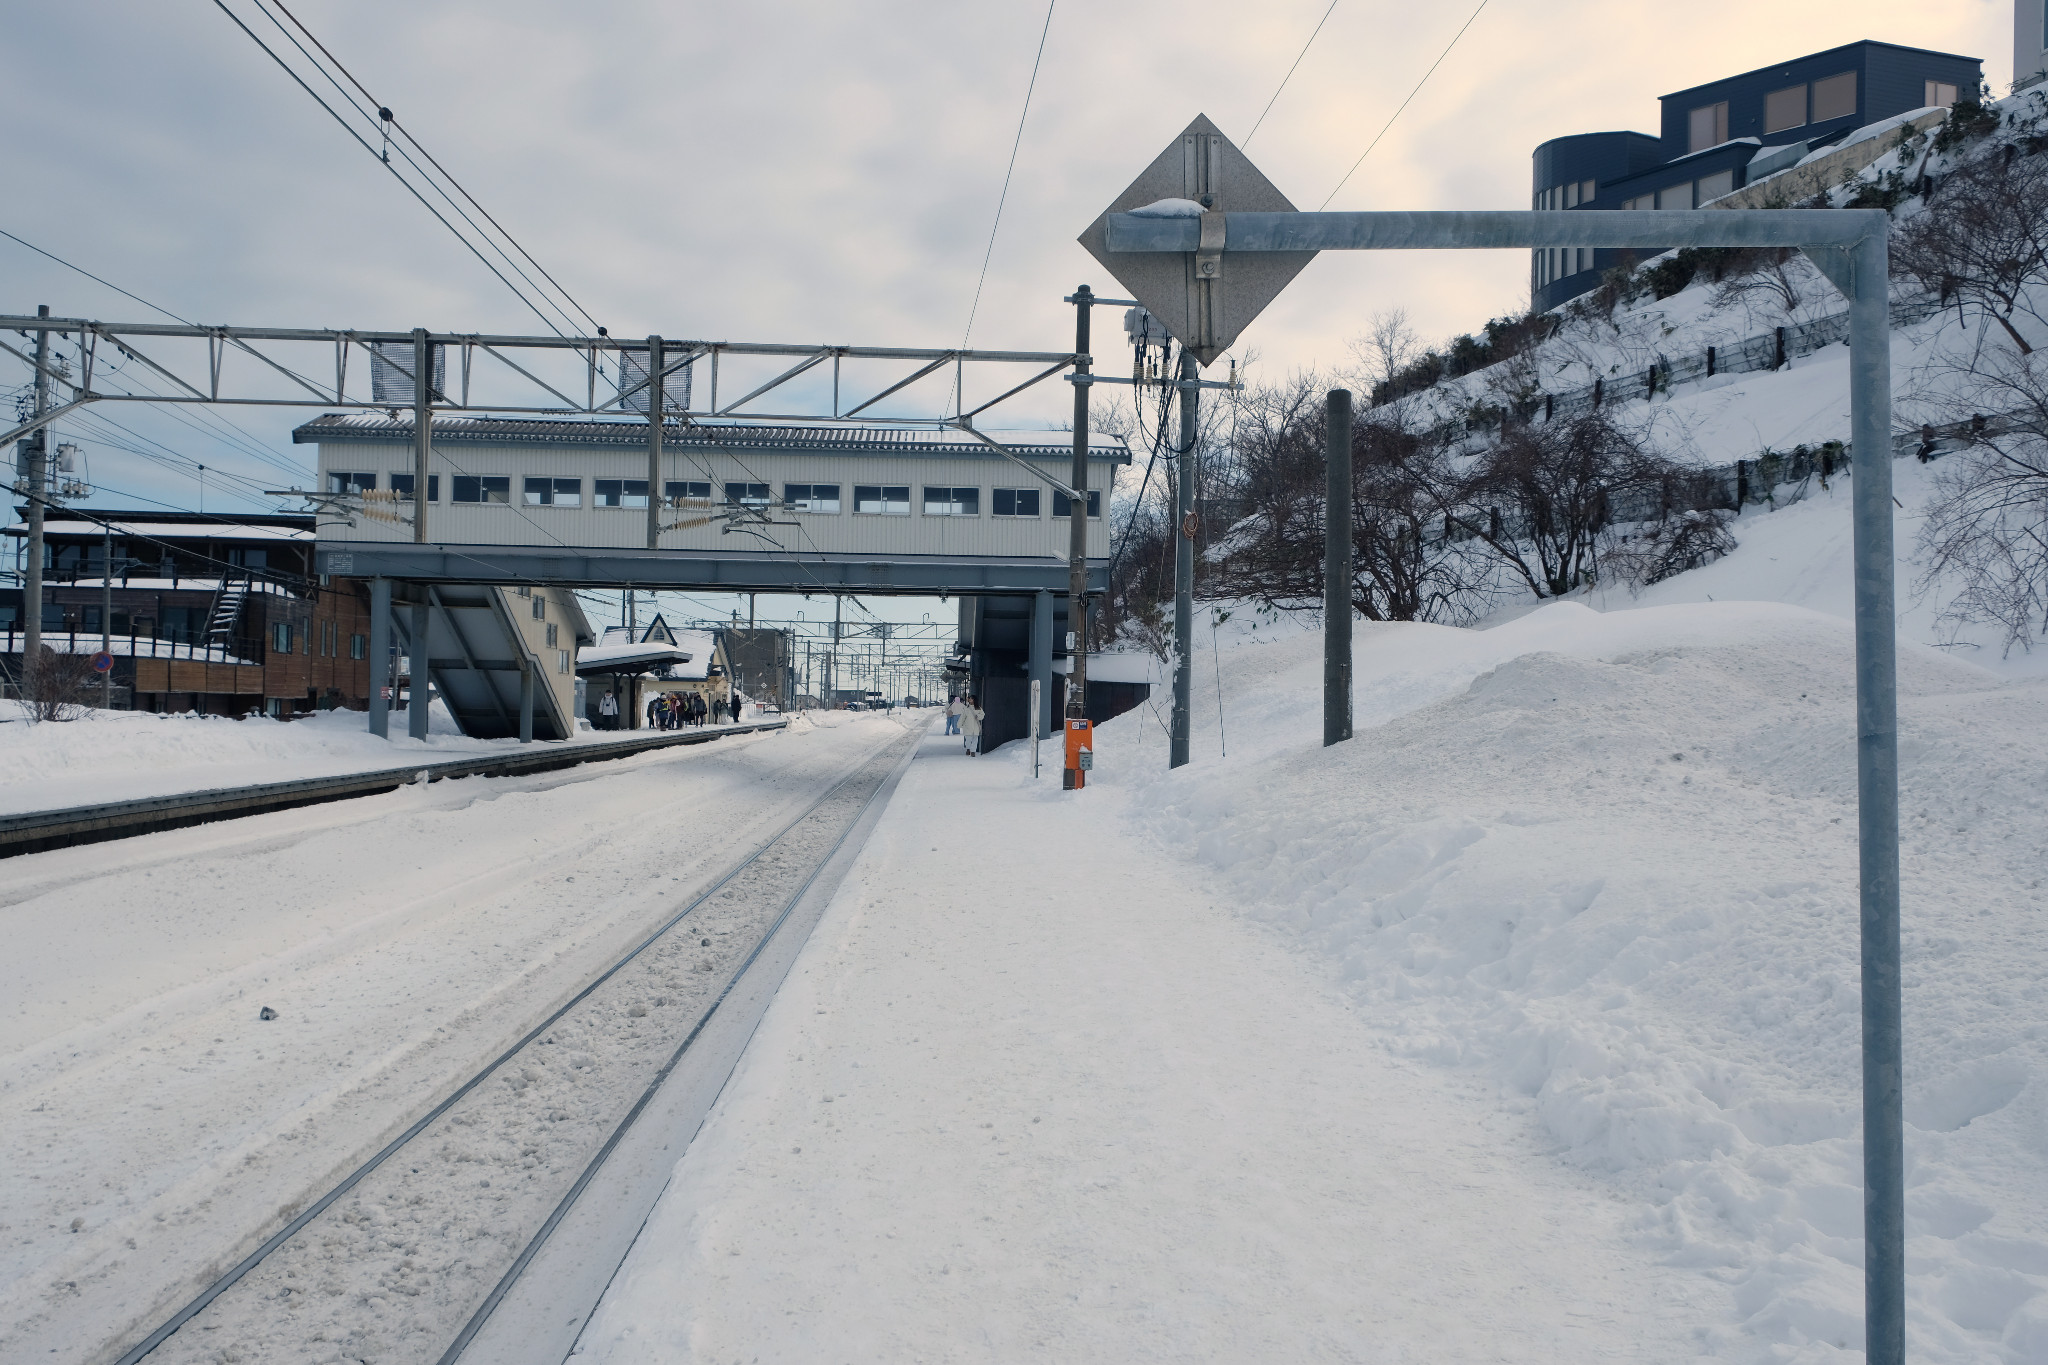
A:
[
  {"left": 960, "top": 0, "right": 1056, "bottom": 352},
  {"left": 0, "top": 228, "right": 193, "bottom": 325},
  {"left": 1243, "top": 0, "right": 1340, "bottom": 147},
  {"left": 1317, "top": 0, "right": 1491, "bottom": 210},
  {"left": 210, "top": 0, "right": 576, "bottom": 338}
]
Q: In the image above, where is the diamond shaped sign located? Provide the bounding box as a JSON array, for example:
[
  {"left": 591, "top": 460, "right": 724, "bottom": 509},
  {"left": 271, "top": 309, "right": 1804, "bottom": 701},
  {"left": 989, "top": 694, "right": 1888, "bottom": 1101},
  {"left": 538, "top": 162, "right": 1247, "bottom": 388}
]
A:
[{"left": 1078, "top": 114, "right": 1316, "bottom": 367}]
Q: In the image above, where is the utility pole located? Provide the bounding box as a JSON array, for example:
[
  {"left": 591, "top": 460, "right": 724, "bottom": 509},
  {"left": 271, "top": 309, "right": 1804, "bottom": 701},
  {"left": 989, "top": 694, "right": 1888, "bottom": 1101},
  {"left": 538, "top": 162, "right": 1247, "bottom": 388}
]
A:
[
  {"left": 1324, "top": 388, "right": 1353, "bottom": 746},
  {"left": 100, "top": 524, "right": 114, "bottom": 711},
  {"left": 1169, "top": 348, "right": 1197, "bottom": 769},
  {"left": 412, "top": 327, "right": 431, "bottom": 545},
  {"left": 20, "top": 305, "right": 50, "bottom": 702},
  {"left": 646, "top": 336, "right": 664, "bottom": 550},
  {"left": 1064, "top": 285, "right": 1093, "bottom": 788}
]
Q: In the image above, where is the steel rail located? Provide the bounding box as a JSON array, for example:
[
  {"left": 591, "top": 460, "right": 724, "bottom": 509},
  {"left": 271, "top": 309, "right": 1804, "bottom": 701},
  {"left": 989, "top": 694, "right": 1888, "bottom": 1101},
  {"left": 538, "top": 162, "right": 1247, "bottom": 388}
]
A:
[
  {"left": 105, "top": 723, "right": 906, "bottom": 1365},
  {"left": 439, "top": 725, "right": 921, "bottom": 1363}
]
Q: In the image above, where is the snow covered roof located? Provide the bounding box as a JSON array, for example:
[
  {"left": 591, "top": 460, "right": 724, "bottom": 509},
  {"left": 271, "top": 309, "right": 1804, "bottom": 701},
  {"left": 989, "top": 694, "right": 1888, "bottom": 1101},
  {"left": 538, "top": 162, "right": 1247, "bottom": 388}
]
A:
[
  {"left": 667, "top": 628, "right": 724, "bottom": 680},
  {"left": 575, "top": 642, "right": 692, "bottom": 675},
  {"left": 292, "top": 415, "right": 1130, "bottom": 462}
]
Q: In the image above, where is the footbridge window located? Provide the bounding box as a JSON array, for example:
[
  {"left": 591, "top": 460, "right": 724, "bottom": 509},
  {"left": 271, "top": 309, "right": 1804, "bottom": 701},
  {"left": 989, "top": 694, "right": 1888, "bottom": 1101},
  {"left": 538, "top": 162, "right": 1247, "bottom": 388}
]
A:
[
  {"left": 784, "top": 483, "right": 841, "bottom": 513},
  {"left": 524, "top": 477, "right": 583, "bottom": 507},
  {"left": 664, "top": 480, "right": 712, "bottom": 506},
  {"left": 923, "top": 486, "right": 979, "bottom": 516},
  {"left": 855, "top": 485, "right": 910, "bottom": 515},
  {"left": 389, "top": 473, "right": 439, "bottom": 501},
  {"left": 452, "top": 475, "right": 510, "bottom": 505},
  {"left": 993, "top": 487, "right": 1041, "bottom": 517},
  {"left": 328, "top": 471, "right": 375, "bottom": 494},
  {"left": 594, "top": 478, "right": 649, "bottom": 508},
  {"left": 1052, "top": 488, "right": 1102, "bottom": 518},
  {"left": 725, "top": 482, "right": 772, "bottom": 507}
]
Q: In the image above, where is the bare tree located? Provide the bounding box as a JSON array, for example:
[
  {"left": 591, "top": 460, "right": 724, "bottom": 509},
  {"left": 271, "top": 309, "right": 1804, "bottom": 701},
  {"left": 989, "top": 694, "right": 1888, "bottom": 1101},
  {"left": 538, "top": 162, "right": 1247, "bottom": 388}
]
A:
[
  {"left": 21, "top": 647, "right": 100, "bottom": 723},
  {"left": 1349, "top": 308, "right": 1420, "bottom": 395},
  {"left": 1892, "top": 148, "right": 2048, "bottom": 354}
]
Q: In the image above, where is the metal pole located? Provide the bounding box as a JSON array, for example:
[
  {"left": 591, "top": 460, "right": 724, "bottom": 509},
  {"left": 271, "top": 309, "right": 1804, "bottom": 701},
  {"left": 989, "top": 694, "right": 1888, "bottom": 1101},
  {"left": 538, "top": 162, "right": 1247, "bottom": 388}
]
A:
[
  {"left": 1065, "top": 286, "right": 1093, "bottom": 788},
  {"left": 1324, "top": 388, "right": 1353, "bottom": 746},
  {"left": 646, "top": 336, "right": 664, "bottom": 550},
  {"left": 408, "top": 599, "right": 431, "bottom": 740},
  {"left": 412, "top": 328, "right": 430, "bottom": 545},
  {"left": 1030, "top": 678, "right": 1041, "bottom": 778},
  {"left": 367, "top": 576, "right": 391, "bottom": 737},
  {"left": 1170, "top": 349, "right": 1197, "bottom": 769},
  {"left": 1848, "top": 228, "right": 1903, "bottom": 1365},
  {"left": 518, "top": 661, "right": 534, "bottom": 744},
  {"left": 101, "top": 525, "right": 114, "bottom": 711},
  {"left": 21, "top": 305, "right": 50, "bottom": 704},
  {"left": 1030, "top": 586, "right": 1053, "bottom": 741}
]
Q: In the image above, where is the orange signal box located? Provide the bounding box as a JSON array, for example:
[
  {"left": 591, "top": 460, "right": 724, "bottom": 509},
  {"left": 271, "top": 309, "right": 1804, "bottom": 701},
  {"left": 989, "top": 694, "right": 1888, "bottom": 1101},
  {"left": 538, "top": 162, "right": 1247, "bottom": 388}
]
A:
[{"left": 1063, "top": 717, "right": 1093, "bottom": 789}]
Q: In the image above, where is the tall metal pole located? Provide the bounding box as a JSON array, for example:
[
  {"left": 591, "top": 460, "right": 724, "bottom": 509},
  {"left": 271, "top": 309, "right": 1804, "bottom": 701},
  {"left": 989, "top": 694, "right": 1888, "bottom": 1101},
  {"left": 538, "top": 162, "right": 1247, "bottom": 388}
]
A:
[
  {"left": 1324, "top": 388, "right": 1353, "bottom": 746},
  {"left": 411, "top": 328, "right": 431, "bottom": 545},
  {"left": 20, "top": 305, "right": 51, "bottom": 703},
  {"left": 1847, "top": 229, "right": 1903, "bottom": 1365},
  {"left": 1065, "top": 287, "right": 1093, "bottom": 787},
  {"left": 101, "top": 525, "right": 114, "bottom": 711},
  {"left": 367, "top": 576, "right": 391, "bottom": 738},
  {"left": 1169, "top": 348, "right": 1197, "bottom": 769},
  {"left": 646, "top": 336, "right": 664, "bottom": 550}
]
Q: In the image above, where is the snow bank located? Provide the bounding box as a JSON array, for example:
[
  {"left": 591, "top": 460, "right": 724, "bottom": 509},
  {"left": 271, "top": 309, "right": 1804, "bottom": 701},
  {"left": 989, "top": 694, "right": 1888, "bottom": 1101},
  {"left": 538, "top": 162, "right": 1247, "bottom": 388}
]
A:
[{"left": 1096, "top": 599, "right": 2048, "bottom": 1361}]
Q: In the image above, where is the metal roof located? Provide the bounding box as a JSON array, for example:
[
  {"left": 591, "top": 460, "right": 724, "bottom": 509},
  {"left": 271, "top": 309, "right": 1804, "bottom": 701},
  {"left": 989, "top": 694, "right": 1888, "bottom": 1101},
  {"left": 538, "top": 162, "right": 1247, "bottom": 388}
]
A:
[{"left": 292, "top": 414, "right": 1130, "bottom": 462}]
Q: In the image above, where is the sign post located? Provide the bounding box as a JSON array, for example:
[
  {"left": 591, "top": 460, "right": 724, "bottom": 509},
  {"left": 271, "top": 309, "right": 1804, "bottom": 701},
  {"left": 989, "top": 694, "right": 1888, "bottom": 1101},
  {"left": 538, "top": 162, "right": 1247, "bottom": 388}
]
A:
[{"left": 1080, "top": 113, "right": 1903, "bottom": 1364}]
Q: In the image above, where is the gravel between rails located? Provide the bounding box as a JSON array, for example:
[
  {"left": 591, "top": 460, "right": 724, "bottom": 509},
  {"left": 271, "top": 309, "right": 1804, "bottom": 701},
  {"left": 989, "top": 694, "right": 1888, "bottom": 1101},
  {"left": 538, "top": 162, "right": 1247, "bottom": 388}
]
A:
[{"left": 124, "top": 724, "right": 919, "bottom": 1365}]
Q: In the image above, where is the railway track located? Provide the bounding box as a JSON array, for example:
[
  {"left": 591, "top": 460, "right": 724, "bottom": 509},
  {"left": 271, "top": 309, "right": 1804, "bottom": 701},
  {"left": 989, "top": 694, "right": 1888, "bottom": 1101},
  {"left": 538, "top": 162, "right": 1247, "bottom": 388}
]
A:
[{"left": 103, "top": 721, "right": 922, "bottom": 1365}]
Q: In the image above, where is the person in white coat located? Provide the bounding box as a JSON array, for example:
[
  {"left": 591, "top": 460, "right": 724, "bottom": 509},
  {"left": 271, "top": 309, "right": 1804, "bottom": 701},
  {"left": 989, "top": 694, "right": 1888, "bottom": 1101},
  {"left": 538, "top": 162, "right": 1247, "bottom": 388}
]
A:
[{"left": 959, "top": 695, "right": 985, "bottom": 756}]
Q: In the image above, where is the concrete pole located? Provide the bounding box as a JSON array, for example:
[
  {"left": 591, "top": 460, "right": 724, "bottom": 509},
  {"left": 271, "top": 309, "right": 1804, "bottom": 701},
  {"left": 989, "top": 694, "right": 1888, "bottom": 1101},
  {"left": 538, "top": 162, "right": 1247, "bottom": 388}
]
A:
[
  {"left": 1065, "top": 287, "right": 1093, "bottom": 787},
  {"left": 101, "top": 525, "right": 114, "bottom": 711},
  {"left": 367, "top": 576, "right": 391, "bottom": 737},
  {"left": 1170, "top": 349, "right": 1197, "bottom": 769},
  {"left": 646, "top": 336, "right": 664, "bottom": 550},
  {"left": 1324, "top": 388, "right": 1353, "bottom": 747},
  {"left": 408, "top": 599, "right": 431, "bottom": 740},
  {"left": 21, "top": 305, "right": 50, "bottom": 702},
  {"left": 1848, "top": 230, "right": 1904, "bottom": 1365},
  {"left": 1029, "top": 587, "right": 1053, "bottom": 741},
  {"left": 412, "top": 328, "right": 431, "bottom": 545}
]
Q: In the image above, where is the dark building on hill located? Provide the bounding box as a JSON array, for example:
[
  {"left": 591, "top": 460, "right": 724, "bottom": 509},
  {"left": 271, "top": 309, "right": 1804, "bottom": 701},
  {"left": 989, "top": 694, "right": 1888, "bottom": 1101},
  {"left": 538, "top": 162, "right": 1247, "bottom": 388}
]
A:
[
  {"left": 3, "top": 509, "right": 375, "bottom": 717},
  {"left": 1531, "top": 40, "right": 1982, "bottom": 312}
]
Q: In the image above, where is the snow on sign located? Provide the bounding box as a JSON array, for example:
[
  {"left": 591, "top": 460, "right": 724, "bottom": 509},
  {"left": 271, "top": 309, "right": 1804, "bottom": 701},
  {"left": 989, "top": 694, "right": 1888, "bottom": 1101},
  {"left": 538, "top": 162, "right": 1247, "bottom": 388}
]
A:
[{"left": 1077, "top": 114, "right": 1314, "bottom": 367}]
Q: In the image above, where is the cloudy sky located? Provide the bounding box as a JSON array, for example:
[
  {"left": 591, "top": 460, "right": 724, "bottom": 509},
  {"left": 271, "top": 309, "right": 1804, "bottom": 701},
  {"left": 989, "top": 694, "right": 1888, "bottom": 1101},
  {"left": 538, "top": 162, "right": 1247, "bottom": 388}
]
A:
[{"left": 2, "top": 0, "right": 2010, "bottom": 628}]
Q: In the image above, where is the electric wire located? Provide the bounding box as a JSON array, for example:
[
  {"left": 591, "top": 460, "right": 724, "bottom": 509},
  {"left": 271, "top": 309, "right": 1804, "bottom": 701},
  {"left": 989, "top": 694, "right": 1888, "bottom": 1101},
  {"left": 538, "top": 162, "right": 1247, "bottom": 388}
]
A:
[
  {"left": 1243, "top": 0, "right": 1340, "bottom": 147},
  {"left": 959, "top": 0, "right": 1056, "bottom": 353},
  {"left": 1317, "top": 0, "right": 1492, "bottom": 210},
  {"left": 210, "top": 0, "right": 576, "bottom": 338}
]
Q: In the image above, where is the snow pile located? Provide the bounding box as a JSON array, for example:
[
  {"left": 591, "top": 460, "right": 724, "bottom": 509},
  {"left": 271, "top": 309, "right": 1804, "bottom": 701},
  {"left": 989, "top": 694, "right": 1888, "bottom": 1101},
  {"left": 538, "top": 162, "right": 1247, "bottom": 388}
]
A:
[{"left": 1096, "top": 598, "right": 2048, "bottom": 1361}]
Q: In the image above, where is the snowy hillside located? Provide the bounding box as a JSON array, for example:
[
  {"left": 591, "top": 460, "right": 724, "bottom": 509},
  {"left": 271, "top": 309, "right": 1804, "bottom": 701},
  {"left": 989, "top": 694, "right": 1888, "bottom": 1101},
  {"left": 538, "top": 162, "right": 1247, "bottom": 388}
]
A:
[{"left": 1092, "top": 598, "right": 2048, "bottom": 1362}]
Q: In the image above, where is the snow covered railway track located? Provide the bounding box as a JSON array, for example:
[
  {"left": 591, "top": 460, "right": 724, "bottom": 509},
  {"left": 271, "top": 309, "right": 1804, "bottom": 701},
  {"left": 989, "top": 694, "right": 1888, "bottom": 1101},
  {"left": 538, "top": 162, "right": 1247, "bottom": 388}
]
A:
[{"left": 107, "top": 725, "right": 921, "bottom": 1365}]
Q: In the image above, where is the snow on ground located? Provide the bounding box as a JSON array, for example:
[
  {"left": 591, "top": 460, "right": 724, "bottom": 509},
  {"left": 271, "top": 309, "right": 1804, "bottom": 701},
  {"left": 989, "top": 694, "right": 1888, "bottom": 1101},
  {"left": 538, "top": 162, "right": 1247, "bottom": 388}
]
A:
[
  {"left": 0, "top": 700, "right": 774, "bottom": 816},
  {"left": 0, "top": 710, "right": 900, "bottom": 1364},
  {"left": 586, "top": 570, "right": 2048, "bottom": 1358},
  {"left": 579, "top": 719, "right": 1714, "bottom": 1362}
]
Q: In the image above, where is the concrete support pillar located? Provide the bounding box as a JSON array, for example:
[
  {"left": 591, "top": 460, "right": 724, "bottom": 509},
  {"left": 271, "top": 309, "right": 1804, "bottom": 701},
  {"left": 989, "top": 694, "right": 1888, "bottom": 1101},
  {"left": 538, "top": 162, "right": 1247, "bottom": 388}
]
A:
[
  {"left": 408, "top": 599, "right": 431, "bottom": 740},
  {"left": 1029, "top": 589, "right": 1053, "bottom": 740},
  {"left": 367, "top": 577, "right": 391, "bottom": 738},
  {"left": 518, "top": 662, "right": 534, "bottom": 744}
]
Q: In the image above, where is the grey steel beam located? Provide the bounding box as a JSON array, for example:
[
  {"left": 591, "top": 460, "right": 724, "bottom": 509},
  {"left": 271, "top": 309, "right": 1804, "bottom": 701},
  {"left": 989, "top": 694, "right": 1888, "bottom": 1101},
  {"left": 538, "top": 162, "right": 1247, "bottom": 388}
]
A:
[
  {"left": 1324, "top": 388, "right": 1352, "bottom": 747},
  {"left": 1029, "top": 588, "right": 1053, "bottom": 741},
  {"left": 408, "top": 599, "right": 432, "bottom": 741},
  {"left": 367, "top": 577, "right": 391, "bottom": 738},
  {"left": 413, "top": 328, "right": 432, "bottom": 546},
  {"left": 1105, "top": 208, "right": 1878, "bottom": 253},
  {"left": 519, "top": 664, "right": 534, "bottom": 745},
  {"left": 646, "top": 337, "right": 665, "bottom": 550}
]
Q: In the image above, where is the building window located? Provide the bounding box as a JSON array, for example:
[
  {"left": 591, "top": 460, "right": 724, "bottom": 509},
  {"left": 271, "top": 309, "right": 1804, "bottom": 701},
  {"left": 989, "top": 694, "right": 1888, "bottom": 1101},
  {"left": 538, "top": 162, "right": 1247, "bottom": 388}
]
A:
[
  {"left": 854, "top": 485, "right": 910, "bottom": 515},
  {"left": 922, "top": 486, "right": 979, "bottom": 515},
  {"left": 1812, "top": 72, "right": 1856, "bottom": 123},
  {"left": 1623, "top": 194, "right": 1654, "bottom": 211},
  {"left": 524, "top": 477, "right": 582, "bottom": 507},
  {"left": 328, "top": 471, "right": 376, "bottom": 494},
  {"left": 389, "top": 473, "right": 440, "bottom": 502},
  {"left": 1765, "top": 84, "right": 1807, "bottom": 134},
  {"left": 784, "top": 483, "right": 841, "bottom": 513},
  {"left": 272, "top": 622, "right": 293, "bottom": 654},
  {"left": 532, "top": 596, "right": 546, "bottom": 620},
  {"left": 1656, "top": 182, "right": 1693, "bottom": 210},
  {"left": 594, "top": 478, "right": 649, "bottom": 508},
  {"left": 1925, "top": 80, "right": 1957, "bottom": 110},
  {"left": 1695, "top": 169, "right": 1735, "bottom": 203},
  {"left": 1689, "top": 101, "right": 1729, "bottom": 154},
  {"left": 724, "top": 482, "right": 772, "bottom": 507},
  {"left": 350, "top": 633, "right": 366, "bottom": 660},
  {"left": 558, "top": 649, "right": 570, "bottom": 675},
  {"left": 1580, "top": 178, "right": 1596, "bottom": 202},
  {"left": 993, "top": 487, "right": 1041, "bottom": 517},
  {"left": 546, "top": 622, "right": 559, "bottom": 647},
  {"left": 664, "top": 480, "right": 712, "bottom": 505},
  {"left": 452, "top": 475, "right": 510, "bottom": 504},
  {"left": 1052, "top": 489, "right": 1101, "bottom": 518}
]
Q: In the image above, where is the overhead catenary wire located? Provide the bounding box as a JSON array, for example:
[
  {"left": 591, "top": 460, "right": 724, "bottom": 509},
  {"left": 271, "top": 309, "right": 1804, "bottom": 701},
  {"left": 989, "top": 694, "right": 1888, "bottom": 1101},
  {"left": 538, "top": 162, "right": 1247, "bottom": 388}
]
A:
[
  {"left": 959, "top": 0, "right": 1056, "bottom": 357},
  {"left": 1317, "top": 0, "right": 1491, "bottom": 210},
  {"left": 1243, "top": 0, "right": 1340, "bottom": 147}
]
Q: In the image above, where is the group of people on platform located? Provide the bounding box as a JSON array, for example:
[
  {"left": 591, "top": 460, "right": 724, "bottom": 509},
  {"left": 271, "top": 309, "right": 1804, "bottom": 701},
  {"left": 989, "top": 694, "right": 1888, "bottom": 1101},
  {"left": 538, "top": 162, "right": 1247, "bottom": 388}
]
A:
[
  {"left": 944, "top": 693, "right": 985, "bottom": 756},
  {"left": 647, "top": 689, "right": 734, "bottom": 730}
]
